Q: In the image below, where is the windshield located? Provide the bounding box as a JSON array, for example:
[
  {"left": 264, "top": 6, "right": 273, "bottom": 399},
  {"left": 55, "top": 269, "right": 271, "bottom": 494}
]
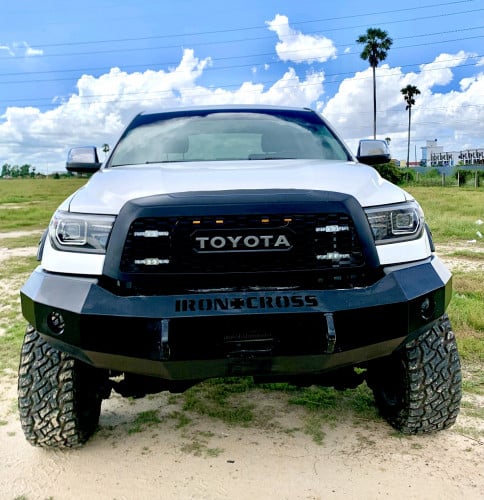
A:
[{"left": 109, "top": 111, "right": 351, "bottom": 166}]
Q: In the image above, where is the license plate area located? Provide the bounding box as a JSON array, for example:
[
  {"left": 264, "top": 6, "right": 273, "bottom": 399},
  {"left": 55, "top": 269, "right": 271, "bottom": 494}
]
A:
[{"left": 168, "top": 314, "right": 325, "bottom": 360}]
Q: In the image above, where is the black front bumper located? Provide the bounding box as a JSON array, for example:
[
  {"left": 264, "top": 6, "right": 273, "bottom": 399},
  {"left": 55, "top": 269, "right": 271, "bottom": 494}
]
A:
[{"left": 20, "top": 256, "right": 452, "bottom": 381}]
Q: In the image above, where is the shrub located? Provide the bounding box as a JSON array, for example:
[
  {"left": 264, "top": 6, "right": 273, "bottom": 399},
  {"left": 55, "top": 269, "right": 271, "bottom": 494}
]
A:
[
  {"left": 454, "top": 169, "right": 482, "bottom": 187},
  {"left": 372, "top": 162, "right": 406, "bottom": 185}
]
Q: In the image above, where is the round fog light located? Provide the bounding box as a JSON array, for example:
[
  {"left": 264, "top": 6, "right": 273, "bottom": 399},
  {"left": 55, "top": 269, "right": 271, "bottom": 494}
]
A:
[
  {"left": 420, "top": 297, "right": 435, "bottom": 321},
  {"left": 47, "top": 311, "right": 65, "bottom": 335}
]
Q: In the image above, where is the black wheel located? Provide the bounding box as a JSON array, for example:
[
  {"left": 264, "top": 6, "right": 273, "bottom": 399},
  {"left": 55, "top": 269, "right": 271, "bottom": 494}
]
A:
[
  {"left": 18, "top": 325, "right": 109, "bottom": 448},
  {"left": 367, "top": 314, "right": 462, "bottom": 434}
]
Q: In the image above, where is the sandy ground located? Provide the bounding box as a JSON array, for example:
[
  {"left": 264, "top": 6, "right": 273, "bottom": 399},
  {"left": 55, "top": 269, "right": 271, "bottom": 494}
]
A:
[
  {"left": 0, "top": 234, "right": 483, "bottom": 500},
  {"left": 0, "top": 377, "right": 483, "bottom": 500}
]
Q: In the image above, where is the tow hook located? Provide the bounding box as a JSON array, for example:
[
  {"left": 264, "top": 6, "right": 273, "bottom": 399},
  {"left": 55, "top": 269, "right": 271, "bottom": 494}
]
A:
[
  {"left": 160, "top": 319, "right": 170, "bottom": 360},
  {"left": 324, "top": 313, "right": 336, "bottom": 354}
]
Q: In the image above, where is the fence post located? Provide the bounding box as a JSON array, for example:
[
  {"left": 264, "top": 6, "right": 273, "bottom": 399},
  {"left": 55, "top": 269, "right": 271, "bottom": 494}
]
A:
[{"left": 442, "top": 172, "right": 445, "bottom": 186}]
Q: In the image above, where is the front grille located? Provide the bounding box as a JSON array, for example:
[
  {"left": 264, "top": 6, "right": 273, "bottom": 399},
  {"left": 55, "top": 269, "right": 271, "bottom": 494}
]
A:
[{"left": 117, "top": 213, "right": 370, "bottom": 290}]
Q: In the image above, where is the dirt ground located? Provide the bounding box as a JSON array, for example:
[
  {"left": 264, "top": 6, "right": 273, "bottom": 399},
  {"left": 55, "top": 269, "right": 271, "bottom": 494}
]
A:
[
  {"left": 0, "top": 235, "right": 483, "bottom": 500},
  {"left": 0, "top": 378, "right": 483, "bottom": 500}
]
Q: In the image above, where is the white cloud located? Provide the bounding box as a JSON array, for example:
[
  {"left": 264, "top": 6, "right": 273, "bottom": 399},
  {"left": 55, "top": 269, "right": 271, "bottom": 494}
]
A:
[
  {"left": 266, "top": 14, "right": 337, "bottom": 64},
  {"left": 250, "top": 64, "right": 270, "bottom": 74},
  {"left": 0, "top": 49, "right": 326, "bottom": 172},
  {"left": 0, "top": 44, "right": 15, "bottom": 56},
  {"left": 321, "top": 51, "right": 484, "bottom": 160},
  {"left": 23, "top": 42, "right": 44, "bottom": 57},
  {"left": 417, "top": 50, "right": 470, "bottom": 88},
  {"left": 0, "top": 41, "right": 43, "bottom": 57}
]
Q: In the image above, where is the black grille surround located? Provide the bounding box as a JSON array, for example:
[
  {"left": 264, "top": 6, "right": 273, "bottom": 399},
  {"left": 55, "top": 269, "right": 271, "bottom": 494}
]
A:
[{"left": 103, "top": 189, "right": 381, "bottom": 294}]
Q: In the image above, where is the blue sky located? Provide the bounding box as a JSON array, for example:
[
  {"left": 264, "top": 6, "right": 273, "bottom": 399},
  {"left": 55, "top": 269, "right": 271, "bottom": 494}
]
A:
[{"left": 1, "top": 0, "right": 483, "bottom": 171}]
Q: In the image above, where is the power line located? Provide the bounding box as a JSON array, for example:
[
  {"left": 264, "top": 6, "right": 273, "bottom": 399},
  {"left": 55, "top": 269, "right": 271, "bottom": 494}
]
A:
[
  {"left": 20, "top": 0, "right": 476, "bottom": 50},
  {"left": 0, "top": 36, "right": 481, "bottom": 90},
  {"left": 0, "top": 26, "right": 482, "bottom": 79},
  {"left": 1, "top": 6, "right": 482, "bottom": 61}
]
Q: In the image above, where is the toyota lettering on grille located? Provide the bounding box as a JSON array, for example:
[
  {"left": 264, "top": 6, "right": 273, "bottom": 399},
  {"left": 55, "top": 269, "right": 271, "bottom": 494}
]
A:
[{"left": 192, "top": 229, "right": 293, "bottom": 253}]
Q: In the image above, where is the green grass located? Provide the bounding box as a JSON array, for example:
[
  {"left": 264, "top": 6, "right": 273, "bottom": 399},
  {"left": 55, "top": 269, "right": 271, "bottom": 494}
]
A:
[
  {"left": 179, "top": 378, "right": 380, "bottom": 445},
  {"left": 0, "top": 323, "right": 25, "bottom": 373},
  {"left": 288, "top": 384, "right": 337, "bottom": 406},
  {"left": 447, "top": 250, "right": 484, "bottom": 260},
  {"left": 405, "top": 186, "right": 484, "bottom": 243},
  {"left": 182, "top": 377, "right": 256, "bottom": 425},
  {"left": 447, "top": 272, "right": 484, "bottom": 363},
  {"left": 180, "top": 379, "right": 381, "bottom": 445},
  {"left": 0, "top": 234, "right": 42, "bottom": 249},
  {"left": 0, "top": 256, "right": 38, "bottom": 280},
  {"left": 0, "top": 178, "right": 87, "bottom": 231},
  {"left": 168, "top": 410, "right": 192, "bottom": 429},
  {"left": 127, "top": 410, "right": 162, "bottom": 434},
  {"left": 462, "top": 367, "right": 484, "bottom": 395},
  {"left": 180, "top": 436, "right": 224, "bottom": 457},
  {"left": 0, "top": 255, "right": 38, "bottom": 371},
  {"left": 289, "top": 383, "right": 378, "bottom": 422}
]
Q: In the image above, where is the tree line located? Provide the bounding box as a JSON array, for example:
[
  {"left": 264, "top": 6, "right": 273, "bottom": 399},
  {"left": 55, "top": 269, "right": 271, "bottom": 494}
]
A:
[{"left": 1, "top": 163, "right": 37, "bottom": 178}]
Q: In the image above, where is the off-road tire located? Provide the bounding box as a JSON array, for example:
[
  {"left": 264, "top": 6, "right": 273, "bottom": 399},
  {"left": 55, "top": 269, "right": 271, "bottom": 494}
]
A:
[
  {"left": 367, "top": 314, "right": 461, "bottom": 434},
  {"left": 18, "top": 325, "right": 108, "bottom": 448}
]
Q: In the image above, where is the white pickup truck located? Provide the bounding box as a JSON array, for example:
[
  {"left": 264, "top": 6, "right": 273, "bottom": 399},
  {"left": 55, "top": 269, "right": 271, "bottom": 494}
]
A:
[{"left": 19, "top": 105, "right": 461, "bottom": 447}]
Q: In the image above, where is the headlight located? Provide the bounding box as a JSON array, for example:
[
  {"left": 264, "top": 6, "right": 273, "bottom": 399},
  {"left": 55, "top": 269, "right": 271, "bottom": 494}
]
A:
[
  {"left": 49, "top": 211, "right": 115, "bottom": 253},
  {"left": 365, "top": 201, "right": 424, "bottom": 244}
]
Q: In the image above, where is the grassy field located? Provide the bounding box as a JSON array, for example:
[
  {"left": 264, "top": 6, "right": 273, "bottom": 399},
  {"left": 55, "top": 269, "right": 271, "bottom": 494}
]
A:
[
  {"left": 0, "top": 179, "right": 483, "bottom": 439},
  {"left": 406, "top": 186, "right": 484, "bottom": 242},
  {"left": 0, "top": 177, "right": 87, "bottom": 233}
]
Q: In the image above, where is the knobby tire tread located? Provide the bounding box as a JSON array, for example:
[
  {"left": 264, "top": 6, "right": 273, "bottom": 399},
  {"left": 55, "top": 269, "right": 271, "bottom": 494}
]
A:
[
  {"left": 18, "top": 326, "right": 102, "bottom": 448},
  {"left": 369, "top": 314, "right": 462, "bottom": 434}
]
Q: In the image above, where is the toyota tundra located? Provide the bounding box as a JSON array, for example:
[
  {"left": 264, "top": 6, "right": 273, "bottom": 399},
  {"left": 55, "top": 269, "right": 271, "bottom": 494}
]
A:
[{"left": 19, "top": 105, "right": 462, "bottom": 447}]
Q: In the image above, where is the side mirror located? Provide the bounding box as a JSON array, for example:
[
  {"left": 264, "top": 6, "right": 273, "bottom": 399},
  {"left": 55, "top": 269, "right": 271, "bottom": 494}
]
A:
[
  {"left": 66, "top": 146, "right": 102, "bottom": 173},
  {"left": 356, "top": 140, "right": 391, "bottom": 166}
]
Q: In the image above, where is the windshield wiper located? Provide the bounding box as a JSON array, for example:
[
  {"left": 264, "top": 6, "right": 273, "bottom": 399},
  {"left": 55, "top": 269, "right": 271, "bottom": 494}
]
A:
[{"left": 248, "top": 154, "right": 297, "bottom": 160}]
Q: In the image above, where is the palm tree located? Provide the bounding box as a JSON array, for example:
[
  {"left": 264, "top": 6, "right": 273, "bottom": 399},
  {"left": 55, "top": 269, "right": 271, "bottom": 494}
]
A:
[
  {"left": 356, "top": 28, "right": 393, "bottom": 139},
  {"left": 102, "top": 143, "right": 110, "bottom": 159},
  {"left": 401, "top": 84, "right": 421, "bottom": 167}
]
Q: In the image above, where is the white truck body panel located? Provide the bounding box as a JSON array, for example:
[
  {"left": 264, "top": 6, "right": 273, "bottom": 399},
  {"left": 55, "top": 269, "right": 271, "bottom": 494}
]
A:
[{"left": 67, "top": 160, "right": 409, "bottom": 215}]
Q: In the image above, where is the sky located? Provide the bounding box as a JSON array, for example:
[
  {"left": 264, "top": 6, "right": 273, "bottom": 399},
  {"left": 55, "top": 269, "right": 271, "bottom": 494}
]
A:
[{"left": 1, "top": 0, "right": 483, "bottom": 172}]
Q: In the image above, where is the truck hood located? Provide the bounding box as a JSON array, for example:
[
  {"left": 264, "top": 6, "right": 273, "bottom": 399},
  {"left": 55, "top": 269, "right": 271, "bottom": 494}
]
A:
[{"left": 66, "top": 159, "right": 410, "bottom": 214}]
